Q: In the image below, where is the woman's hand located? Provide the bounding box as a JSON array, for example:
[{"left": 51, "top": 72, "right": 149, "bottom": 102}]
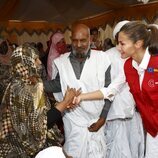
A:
[
  {"left": 73, "top": 95, "right": 82, "bottom": 105},
  {"left": 55, "top": 86, "right": 81, "bottom": 112},
  {"left": 63, "top": 87, "right": 77, "bottom": 106},
  {"left": 62, "top": 86, "right": 81, "bottom": 109}
]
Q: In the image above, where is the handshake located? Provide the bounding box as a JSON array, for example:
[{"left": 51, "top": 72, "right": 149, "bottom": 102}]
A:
[
  {"left": 55, "top": 87, "right": 105, "bottom": 132},
  {"left": 55, "top": 86, "right": 82, "bottom": 112}
]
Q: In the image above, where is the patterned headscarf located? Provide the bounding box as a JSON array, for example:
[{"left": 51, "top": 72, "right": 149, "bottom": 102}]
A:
[
  {"left": 47, "top": 32, "right": 65, "bottom": 80},
  {"left": 0, "top": 44, "right": 61, "bottom": 157},
  {"left": 11, "top": 43, "right": 39, "bottom": 84}
]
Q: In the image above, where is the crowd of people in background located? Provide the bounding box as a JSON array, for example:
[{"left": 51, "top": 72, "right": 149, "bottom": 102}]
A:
[{"left": 0, "top": 20, "right": 158, "bottom": 158}]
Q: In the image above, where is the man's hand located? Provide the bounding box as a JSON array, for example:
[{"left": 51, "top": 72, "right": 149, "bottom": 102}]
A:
[
  {"left": 88, "top": 117, "right": 105, "bottom": 132},
  {"left": 64, "top": 86, "right": 81, "bottom": 109}
]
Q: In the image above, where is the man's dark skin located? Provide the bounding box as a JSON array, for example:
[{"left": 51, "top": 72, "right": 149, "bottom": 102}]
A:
[{"left": 44, "top": 23, "right": 111, "bottom": 132}]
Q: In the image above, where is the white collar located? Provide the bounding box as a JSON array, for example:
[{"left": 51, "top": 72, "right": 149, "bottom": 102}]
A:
[{"left": 132, "top": 47, "right": 151, "bottom": 71}]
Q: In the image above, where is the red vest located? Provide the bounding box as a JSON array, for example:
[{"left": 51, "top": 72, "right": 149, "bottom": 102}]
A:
[{"left": 124, "top": 56, "right": 158, "bottom": 137}]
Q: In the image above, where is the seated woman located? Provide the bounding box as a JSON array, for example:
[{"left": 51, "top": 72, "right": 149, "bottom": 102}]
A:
[{"left": 0, "top": 43, "right": 78, "bottom": 158}]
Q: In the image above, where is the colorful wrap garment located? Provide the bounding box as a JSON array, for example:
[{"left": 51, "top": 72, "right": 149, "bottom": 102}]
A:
[{"left": 0, "top": 44, "right": 62, "bottom": 158}]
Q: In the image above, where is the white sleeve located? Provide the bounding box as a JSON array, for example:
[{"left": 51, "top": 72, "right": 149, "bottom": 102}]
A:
[
  {"left": 100, "top": 56, "right": 126, "bottom": 101},
  {"left": 100, "top": 74, "right": 125, "bottom": 101}
]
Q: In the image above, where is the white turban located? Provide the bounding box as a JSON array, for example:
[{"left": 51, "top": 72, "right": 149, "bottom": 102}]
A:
[
  {"left": 113, "top": 20, "right": 130, "bottom": 39},
  {"left": 35, "top": 146, "right": 66, "bottom": 158}
]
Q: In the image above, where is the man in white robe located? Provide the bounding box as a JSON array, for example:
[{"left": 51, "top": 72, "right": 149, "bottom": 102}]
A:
[{"left": 44, "top": 24, "right": 111, "bottom": 158}]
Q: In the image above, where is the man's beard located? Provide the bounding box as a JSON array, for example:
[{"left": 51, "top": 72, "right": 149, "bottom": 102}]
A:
[{"left": 72, "top": 46, "right": 90, "bottom": 59}]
